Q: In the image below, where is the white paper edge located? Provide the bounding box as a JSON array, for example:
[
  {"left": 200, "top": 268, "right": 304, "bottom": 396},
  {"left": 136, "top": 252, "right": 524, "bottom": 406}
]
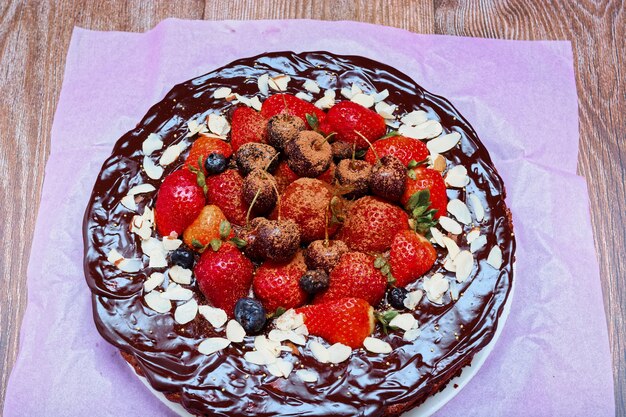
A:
[{"left": 128, "top": 264, "right": 516, "bottom": 417}]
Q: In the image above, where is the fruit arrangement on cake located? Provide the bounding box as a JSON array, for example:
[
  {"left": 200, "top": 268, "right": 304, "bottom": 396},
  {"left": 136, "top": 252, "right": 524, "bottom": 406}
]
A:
[{"left": 84, "top": 51, "right": 515, "bottom": 416}]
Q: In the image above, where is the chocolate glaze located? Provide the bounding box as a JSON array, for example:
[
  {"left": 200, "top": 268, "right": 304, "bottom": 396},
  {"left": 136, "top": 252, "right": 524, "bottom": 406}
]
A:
[{"left": 83, "top": 52, "right": 515, "bottom": 417}]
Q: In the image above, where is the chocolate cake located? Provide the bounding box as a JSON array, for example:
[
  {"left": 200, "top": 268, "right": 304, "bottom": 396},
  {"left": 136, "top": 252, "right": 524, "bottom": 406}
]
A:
[{"left": 83, "top": 51, "right": 515, "bottom": 416}]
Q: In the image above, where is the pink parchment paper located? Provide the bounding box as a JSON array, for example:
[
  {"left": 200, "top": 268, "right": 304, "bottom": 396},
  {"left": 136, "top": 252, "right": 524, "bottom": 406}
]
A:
[{"left": 4, "top": 19, "right": 614, "bottom": 416}]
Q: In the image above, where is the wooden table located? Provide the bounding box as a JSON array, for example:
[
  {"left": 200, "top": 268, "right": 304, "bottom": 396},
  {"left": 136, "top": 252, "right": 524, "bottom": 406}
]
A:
[{"left": 1, "top": 0, "right": 624, "bottom": 414}]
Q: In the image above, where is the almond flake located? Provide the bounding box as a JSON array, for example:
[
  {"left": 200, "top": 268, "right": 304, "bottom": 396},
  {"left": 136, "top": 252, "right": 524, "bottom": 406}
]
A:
[
  {"left": 249, "top": 96, "right": 262, "bottom": 111},
  {"left": 399, "top": 119, "right": 443, "bottom": 140},
  {"left": 294, "top": 324, "right": 309, "bottom": 336},
  {"left": 234, "top": 93, "right": 251, "bottom": 107},
  {"left": 373, "top": 89, "right": 389, "bottom": 103},
  {"left": 430, "top": 227, "right": 445, "bottom": 247},
  {"left": 351, "top": 93, "right": 375, "bottom": 108},
  {"left": 117, "top": 258, "right": 143, "bottom": 273},
  {"left": 255, "top": 335, "right": 282, "bottom": 357},
  {"left": 432, "top": 154, "right": 447, "bottom": 172},
  {"left": 340, "top": 87, "right": 353, "bottom": 99},
  {"left": 423, "top": 273, "right": 449, "bottom": 304},
  {"left": 374, "top": 101, "right": 396, "bottom": 119},
  {"left": 198, "top": 305, "right": 228, "bottom": 328},
  {"left": 268, "top": 329, "right": 290, "bottom": 342},
  {"left": 487, "top": 246, "right": 503, "bottom": 269},
  {"left": 443, "top": 256, "right": 457, "bottom": 272},
  {"left": 450, "top": 286, "right": 460, "bottom": 301},
  {"left": 386, "top": 119, "right": 401, "bottom": 128},
  {"left": 175, "top": 298, "right": 198, "bottom": 324},
  {"left": 363, "top": 337, "right": 392, "bottom": 354},
  {"left": 351, "top": 83, "right": 363, "bottom": 96},
  {"left": 143, "top": 156, "right": 164, "bottom": 180},
  {"left": 309, "top": 341, "right": 330, "bottom": 363},
  {"left": 268, "top": 74, "right": 291, "bottom": 92},
  {"left": 442, "top": 236, "right": 461, "bottom": 260},
  {"left": 296, "top": 369, "right": 318, "bottom": 382},
  {"left": 447, "top": 199, "right": 472, "bottom": 225},
  {"left": 142, "top": 133, "right": 163, "bottom": 155},
  {"left": 257, "top": 74, "right": 269, "bottom": 96},
  {"left": 470, "top": 235, "right": 487, "bottom": 253},
  {"left": 144, "top": 272, "right": 164, "bottom": 292},
  {"left": 159, "top": 143, "right": 186, "bottom": 166},
  {"left": 169, "top": 265, "right": 192, "bottom": 284},
  {"left": 144, "top": 291, "right": 172, "bottom": 313},
  {"left": 466, "top": 229, "right": 481, "bottom": 244},
  {"left": 131, "top": 216, "right": 152, "bottom": 240},
  {"left": 315, "top": 89, "right": 336, "bottom": 109},
  {"left": 303, "top": 79, "right": 320, "bottom": 94},
  {"left": 327, "top": 343, "right": 352, "bottom": 364},
  {"left": 390, "top": 313, "right": 417, "bottom": 332},
  {"left": 403, "top": 290, "right": 423, "bottom": 310},
  {"left": 226, "top": 320, "right": 246, "bottom": 343},
  {"left": 244, "top": 349, "right": 276, "bottom": 365},
  {"left": 439, "top": 216, "right": 463, "bottom": 235},
  {"left": 162, "top": 283, "right": 193, "bottom": 301},
  {"left": 295, "top": 92, "right": 313, "bottom": 102},
  {"left": 427, "top": 132, "right": 461, "bottom": 154},
  {"left": 267, "top": 359, "right": 293, "bottom": 378},
  {"left": 468, "top": 194, "right": 485, "bottom": 222},
  {"left": 213, "top": 87, "right": 232, "bottom": 99},
  {"left": 400, "top": 110, "right": 428, "bottom": 126},
  {"left": 454, "top": 250, "right": 474, "bottom": 283},
  {"left": 198, "top": 337, "right": 230, "bottom": 355},
  {"left": 275, "top": 309, "right": 304, "bottom": 331},
  {"left": 162, "top": 236, "right": 182, "bottom": 251},
  {"left": 185, "top": 119, "right": 208, "bottom": 138},
  {"left": 207, "top": 114, "right": 230, "bottom": 136},
  {"left": 445, "top": 165, "right": 470, "bottom": 188},
  {"left": 404, "top": 328, "right": 422, "bottom": 341},
  {"left": 148, "top": 249, "right": 167, "bottom": 268}
]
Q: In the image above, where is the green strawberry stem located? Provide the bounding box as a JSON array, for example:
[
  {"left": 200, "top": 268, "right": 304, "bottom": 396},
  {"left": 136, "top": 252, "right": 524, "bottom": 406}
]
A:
[
  {"left": 379, "top": 130, "right": 400, "bottom": 140},
  {"left": 406, "top": 189, "right": 438, "bottom": 235},
  {"left": 375, "top": 310, "right": 400, "bottom": 334}
]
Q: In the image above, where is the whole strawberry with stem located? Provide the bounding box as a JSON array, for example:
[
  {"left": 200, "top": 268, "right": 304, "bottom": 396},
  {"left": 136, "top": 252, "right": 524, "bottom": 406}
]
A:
[
  {"left": 364, "top": 135, "right": 428, "bottom": 167},
  {"left": 326, "top": 101, "right": 386, "bottom": 149},
  {"left": 389, "top": 229, "right": 437, "bottom": 287},
  {"left": 183, "top": 205, "right": 230, "bottom": 251},
  {"left": 297, "top": 298, "right": 375, "bottom": 348},
  {"left": 336, "top": 196, "right": 409, "bottom": 253},
  {"left": 194, "top": 242, "right": 254, "bottom": 316},
  {"left": 206, "top": 169, "right": 249, "bottom": 226},
  {"left": 261, "top": 93, "right": 326, "bottom": 125},
  {"left": 401, "top": 167, "right": 447, "bottom": 219},
  {"left": 230, "top": 106, "right": 268, "bottom": 152},
  {"left": 186, "top": 134, "right": 233, "bottom": 175},
  {"left": 155, "top": 169, "right": 205, "bottom": 237},
  {"left": 253, "top": 252, "right": 308, "bottom": 313},
  {"left": 315, "top": 252, "right": 387, "bottom": 306}
]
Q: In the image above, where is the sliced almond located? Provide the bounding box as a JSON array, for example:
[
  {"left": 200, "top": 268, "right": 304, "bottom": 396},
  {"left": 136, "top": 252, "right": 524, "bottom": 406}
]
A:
[
  {"left": 296, "top": 369, "right": 318, "bottom": 382},
  {"left": 160, "top": 143, "right": 186, "bottom": 166},
  {"left": 144, "top": 272, "right": 164, "bottom": 292},
  {"left": 268, "top": 74, "right": 291, "bottom": 92},
  {"left": 439, "top": 216, "right": 463, "bottom": 235},
  {"left": 174, "top": 298, "right": 198, "bottom": 324},
  {"left": 442, "top": 236, "right": 461, "bottom": 260},
  {"left": 351, "top": 93, "right": 375, "bottom": 108},
  {"left": 400, "top": 119, "right": 443, "bottom": 140},
  {"left": 309, "top": 341, "right": 330, "bottom": 363},
  {"left": 447, "top": 199, "right": 472, "bottom": 225},
  {"left": 454, "top": 250, "right": 474, "bottom": 283},
  {"left": 487, "top": 246, "right": 503, "bottom": 269},
  {"left": 445, "top": 165, "right": 470, "bottom": 188},
  {"left": 142, "top": 133, "right": 163, "bottom": 155},
  {"left": 432, "top": 154, "right": 447, "bottom": 172},
  {"left": 423, "top": 273, "right": 449, "bottom": 304},
  {"left": 303, "top": 79, "right": 320, "bottom": 94},
  {"left": 257, "top": 74, "right": 269, "bottom": 96},
  {"left": 327, "top": 343, "right": 351, "bottom": 364},
  {"left": 374, "top": 101, "right": 396, "bottom": 119},
  {"left": 198, "top": 337, "right": 230, "bottom": 355},
  {"left": 427, "top": 132, "right": 461, "bottom": 154},
  {"left": 169, "top": 265, "right": 192, "bottom": 285},
  {"left": 340, "top": 87, "right": 353, "bottom": 99},
  {"left": 162, "top": 283, "right": 193, "bottom": 301},
  {"left": 372, "top": 89, "right": 389, "bottom": 103},
  {"left": 403, "top": 290, "right": 423, "bottom": 310},
  {"left": 443, "top": 256, "right": 457, "bottom": 272},
  {"left": 295, "top": 92, "right": 313, "bottom": 102},
  {"left": 404, "top": 328, "right": 421, "bottom": 341},
  {"left": 207, "top": 114, "right": 230, "bottom": 136},
  {"left": 144, "top": 291, "right": 172, "bottom": 313},
  {"left": 162, "top": 236, "right": 182, "bottom": 251},
  {"left": 249, "top": 96, "right": 262, "bottom": 111},
  {"left": 468, "top": 194, "right": 485, "bottom": 222},
  {"left": 255, "top": 335, "right": 282, "bottom": 358},
  {"left": 143, "top": 156, "right": 164, "bottom": 180},
  {"left": 185, "top": 119, "right": 208, "bottom": 138},
  {"left": 466, "top": 228, "right": 481, "bottom": 244},
  {"left": 198, "top": 305, "right": 228, "bottom": 328},
  {"left": 470, "top": 235, "right": 487, "bottom": 253},
  {"left": 363, "top": 337, "right": 392, "bottom": 354},
  {"left": 226, "top": 320, "right": 246, "bottom": 343},
  {"left": 430, "top": 227, "right": 445, "bottom": 247},
  {"left": 400, "top": 110, "right": 428, "bottom": 126},
  {"left": 389, "top": 313, "right": 416, "bottom": 332},
  {"left": 213, "top": 87, "right": 232, "bottom": 99}
]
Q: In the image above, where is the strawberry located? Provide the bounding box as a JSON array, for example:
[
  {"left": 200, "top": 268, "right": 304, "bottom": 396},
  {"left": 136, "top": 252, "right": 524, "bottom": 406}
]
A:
[
  {"left": 316, "top": 161, "right": 336, "bottom": 184},
  {"left": 230, "top": 106, "right": 268, "bottom": 152},
  {"left": 364, "top": 135, "right": 428, "bottom": 167},
  {"left": 274, "top": 160, "right": 300, "bottom": 194},
  {"left": 253, "top": 252, "right": 307, "bottom": 312},
  {"left": 186, "top": 135, "right": 233, "bottom": 175},
  {"left": 206, "top": 169, "right": 249, "bottom": 226},
  {"left": 194, "top": 242, "right": 254, "bottom": 316},
  {"left": 401, "top": 167, "right": 447, "bottom": 219},
  {"left": 336, "top": 196, "right": 409, "bottom": 253},
  {"left": 326, "top": 101, "right": 386, "bottom": 149},
  {"left": 270, "top": 178, "right": 338, "bottom": 243},
  {"left": 315, "top": 252, "right": 387, "bottom": 306},
  {"left": 155, "top": 169, "right": 205, "bottom": 237},
  {"left": 297, "top": 298, "right": 375, "bottom": 348},
  {"left": 261, "top": 93, "right": 326, "bottom": 125},
  {"left": 389, "top": 230, "right": 437, "bottom": 287},
  {"left": 183, "top": 205, "right": 229, "bottom": 250}
]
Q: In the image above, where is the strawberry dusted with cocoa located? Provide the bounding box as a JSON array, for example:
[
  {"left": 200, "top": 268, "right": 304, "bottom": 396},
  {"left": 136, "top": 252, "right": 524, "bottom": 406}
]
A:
[
  {"left": 297, "top": 297, "right": 375, "bottom": 348},
  {"left": 364, "top": 135, "right": 428, "bottom": 167},
  {"left": 230, "top": 106, "right": 268, "bottom": 152},
  {"left": 194, "top": 242, "right": 254, "bottom": 316},
  {"left": 206, "top": 169, "right": 249, "bottom": 226},
  {"left": 183, "top": 205, "right": 229, "bottom": 250},
  {"left": 315, "top": 252, "right": 387, "bottom": 306},
  {"left": 401, "top": 167, "right": 448, "bottom": 219},
  {"left": 186, "top": 135, "right": 233, "bottom": 175},
  {"left": 155, "top": 169, "right": 205, "bottom": 237},
  {"left": 253, "top": 252, "right": 308, "bottom": 312},
  {"left": 285, "top": 131, "right": 333, "bottom": 178},
  {"left": 336, "top": 196, "right": 409, "bottom": 253},
  {"left": 389, "top": 230, "right": 437, "bottom": 287},
  {"left": 240, "top": 217, "right": 301, "bottom": 262},
  {"left": 326, "top": 101, "right": 386, "bottom": 149},
  {"left": 261, "top": 93, "right": 326, "bottom": 124}
]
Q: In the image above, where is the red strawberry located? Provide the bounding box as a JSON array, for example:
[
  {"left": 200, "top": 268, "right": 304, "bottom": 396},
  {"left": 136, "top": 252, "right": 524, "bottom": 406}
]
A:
[
  {"left": 364, "top": 135, "right": 428, "bottom": 167},
  {"left": 401, "top": 167, "right": 447, "bottom": 219},
  {"left": 194, "top": 242, "right": 254, "bottom": 316},
  {"left": 316, "top": 161, "right": 336, "bottom": 184},
  {"left": 389, "top": 230, "right": 437, "bottom": 287},
  {"left": 261, "top": 93, "right": 326, "bottom": 125},
  {"left": 183, "top": 205, "right": 229, "bottom": 250},
  {"left": 336, "top": 196, "right": 409, "bottom": 253},
  {"left": 326, "top": 101, "right": 386, "bottom": 149},
  {"left": 155, "top": 169, "right": 205, "bottom": 237},
  {"left": 186, "top": 135, "right": 233, "bottom": 174},
  {"left": 315, "top": 252, "right": 387, "bottom": 306},
  {"left": 230, "top": 106, "right": 268, "bottom": 152},
  {"left": 274, "top": 160, "right": 300, "bottom": 194},
  {"left": 253, "top": 252, "right": 307, "bottom": 312},
  {"left": 206, "top": 169, "right": 249, "bottom": 226},
  {"left": 270, "top": 178, "right": 338, "bottom": 243},
  {"left": 297, "top": 298, "right": 374, "bottom": 348}
]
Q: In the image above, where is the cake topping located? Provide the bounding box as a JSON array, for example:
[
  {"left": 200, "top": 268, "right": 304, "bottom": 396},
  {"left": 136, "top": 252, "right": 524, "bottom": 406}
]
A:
[
  {"left": 241, "top": 217, "right": 301, "bottom": 262},
  {"left": 143, "top": 133, "right": 164, "bottom": 154},
  {"left": 447, "top": 199, "right": 472, "bottom": 225},
  {"left": 267, "top": 113, "right": 307, "bottom": 151},
  {"left": 423, "top": 273, "right": 450, "bottom": 304},
  {"left": 445, "top": 165, "right": 470, "bottom": 188},
  {"left": 198, "top": 305, "right": 228, "bottom": 328},
  {"left": 369, "top": 155, "right": 407, "bottom": 202},
  {"left": 334, "top": 159, "right": 372, "bottom": 199},
  {"left": 226, "top": 319, "right": 247, "bottom": 343},
  {"left": 198, "top": 337, "right": 231, "bottom": 355},
  {"left": 168, "top": 265, "right": 192, "bottom": 285},
  {"left": 242, "top": 169, "right": 278, "bottom": 214},
  {"left": 284, "top": 131, "right": 332, "bottom": 178},
  {"left": 468, "top": 193, "right": 486, "bottom": 221},
  {"left": 144, "top": 291, "right": 172, "bottom": 313},
  {"left": 174, "top": 299, "right": 198, "bottom": 324},
  {"left": 303, "top": 239, "right": 349, "bottom": 273},
  {"left": 487, "top": 245, "right": 503, "bottom": 269},
  {"left": 236, "top": 142, "right": 279, "bottom": 175},
  {"left": 234, "top": 297, "right": 267, "bottom": 334},
  {"left": 143, "top": 156, "right": 164, "bottom": 180},
  {"left": 299, "top": 269, "right": 330, "bottom": 295},
  {"left": 439, "top": 216, "right": 463, "bottom": 235},
  {"left": 363, "top": 337, "right": 392, "bottom": 354},
  {"left": 427, "top": 131, "right": 462, "bottom": 154}
]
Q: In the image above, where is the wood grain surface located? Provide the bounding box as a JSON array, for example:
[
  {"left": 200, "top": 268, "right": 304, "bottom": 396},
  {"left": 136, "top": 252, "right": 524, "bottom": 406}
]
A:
[{"left": 0, "top": 0, "right": 623, "bottom": 414}]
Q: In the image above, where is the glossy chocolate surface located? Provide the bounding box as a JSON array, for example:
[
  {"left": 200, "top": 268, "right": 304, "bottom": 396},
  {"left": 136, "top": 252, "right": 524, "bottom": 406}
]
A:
[{"left": 83, "top": 52, "right": 515, "bottom": 417}]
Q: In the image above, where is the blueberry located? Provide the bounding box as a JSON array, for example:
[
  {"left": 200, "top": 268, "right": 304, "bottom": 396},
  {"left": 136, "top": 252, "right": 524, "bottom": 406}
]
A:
[
  {"left": 234, "top": 298, "right": 266, "bottom": 334},
  {"left": 299, "top": 269, "right": 330, "bottom": 294},
  {"left": 204, "top": 152, "right": 228, "bottom": 175},
  {"left": 170, "top": 248, "right": 195, "bottom": 269},
  {"left": 388, "top": 287, "right": 409, "bottom": 310}
]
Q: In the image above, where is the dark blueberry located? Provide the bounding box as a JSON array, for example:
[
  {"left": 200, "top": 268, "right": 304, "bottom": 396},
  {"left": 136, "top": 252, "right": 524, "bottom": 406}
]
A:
[
  {"left": 299, "top": 269, "right": 330, "bottom": 294},
  {"left": 170, "top": 248, "right": 195, "bottom": 269},
  {"left": 204, "top": 152, "right": 228, "bottom": 175},
  {"left": 234, "top": 297, "right": 267, "bottom": 334},
  {"left": 388, "top": 287, "right": 409, "bottom": 310}
]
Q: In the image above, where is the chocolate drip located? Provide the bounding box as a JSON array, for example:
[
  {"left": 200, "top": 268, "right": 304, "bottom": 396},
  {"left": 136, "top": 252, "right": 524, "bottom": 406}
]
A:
[{"left": 83, "top": 51, "right": 515, "bottom": 417}]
